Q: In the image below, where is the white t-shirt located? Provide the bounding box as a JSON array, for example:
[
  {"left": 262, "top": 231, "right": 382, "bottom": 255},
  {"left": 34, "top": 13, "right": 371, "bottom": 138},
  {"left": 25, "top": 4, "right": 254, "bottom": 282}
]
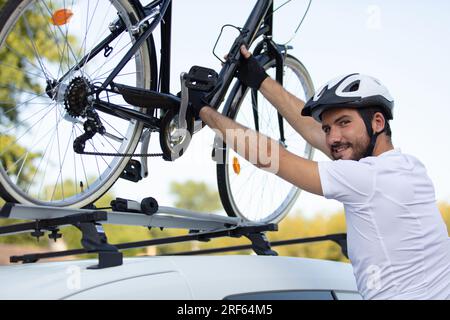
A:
[{"left": 318, "top": 149, "right": 450, "bottom": 300}]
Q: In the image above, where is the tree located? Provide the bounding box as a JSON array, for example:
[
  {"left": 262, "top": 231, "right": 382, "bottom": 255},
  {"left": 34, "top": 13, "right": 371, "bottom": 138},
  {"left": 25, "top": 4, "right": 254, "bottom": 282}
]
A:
[
  {"left": 149, "top": 180, "right": 223, "bottom": 254},
  {"left": 170, "top": 180, "right": 222, "bottom": 213},
  {"left": 438, "top": 202, "right": 450, "bottom": 235},
  {"left": 0, "top": 135, "right": 40, "bottom": 189},
  {"left": 40, "top": 179, "right": 152, "bottom": 258},
  {"left": 268, "top": 211, "right": 348, "bottom": 262},
  {"left": 0, "top": 0, "right": 69, "bottom": 123},
  {"left": 0, "top": 1, "right": 78, "bottom": 188}
]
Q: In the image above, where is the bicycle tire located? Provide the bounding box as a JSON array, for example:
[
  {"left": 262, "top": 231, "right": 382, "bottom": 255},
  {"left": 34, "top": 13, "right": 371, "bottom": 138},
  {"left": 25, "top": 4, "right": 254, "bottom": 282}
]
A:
[
  {"left": 216, "top": 54, "right": 315, "bottom": 223},
  {"left": 0, "top": 0, "right": 154, "bottom": 207}
]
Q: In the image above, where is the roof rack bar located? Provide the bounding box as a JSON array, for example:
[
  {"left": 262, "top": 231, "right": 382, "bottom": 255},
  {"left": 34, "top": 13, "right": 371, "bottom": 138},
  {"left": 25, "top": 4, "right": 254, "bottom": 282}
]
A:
[
  {"left": 115, "top": 223, "right": 277, "bottom": 251},
  {"left": 10, "top": 223, "right": 278, "bottom": 265},
  {"left": 166, "top": 233, "right": 348, "bottom": 258},
  {"left": 0, "top": 211, "right": 107, "bottom": 236},
  {"left": 1, "top": 203, "right": 252, "bottom": 232},
  {"left": 10, "top": 248, "right": 87, "bottom": 264}
]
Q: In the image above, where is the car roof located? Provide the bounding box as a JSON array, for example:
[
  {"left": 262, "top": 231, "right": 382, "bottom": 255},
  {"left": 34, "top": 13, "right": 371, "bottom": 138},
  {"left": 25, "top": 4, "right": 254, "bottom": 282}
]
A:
[{"left": 0, "top": 255, "right": 358, "bottom": 299}]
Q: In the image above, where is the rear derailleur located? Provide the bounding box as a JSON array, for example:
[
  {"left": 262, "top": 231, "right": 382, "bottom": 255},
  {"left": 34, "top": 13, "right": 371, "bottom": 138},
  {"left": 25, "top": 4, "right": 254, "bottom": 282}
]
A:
[{"left": 73, "top": 107, "right": 105, "bottom": 154}]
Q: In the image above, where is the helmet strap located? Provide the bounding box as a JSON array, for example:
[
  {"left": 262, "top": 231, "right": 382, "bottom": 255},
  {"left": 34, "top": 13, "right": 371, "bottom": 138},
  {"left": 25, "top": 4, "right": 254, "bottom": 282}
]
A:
[
  {"left": 363, "top": 131, "right": 383, "bottom": 158},
  {"left": 360, "top": 112, "right": 385, "bottom": 158}
]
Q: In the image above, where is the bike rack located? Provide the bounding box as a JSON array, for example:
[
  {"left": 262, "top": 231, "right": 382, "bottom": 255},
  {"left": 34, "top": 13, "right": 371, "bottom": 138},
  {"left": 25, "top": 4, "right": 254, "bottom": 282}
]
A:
[
  {"left": 0, "top": 200, "right": 278, "bottom": 269},
  {"left": 0, "top": 197, "right": 348, "bottom": 269}
]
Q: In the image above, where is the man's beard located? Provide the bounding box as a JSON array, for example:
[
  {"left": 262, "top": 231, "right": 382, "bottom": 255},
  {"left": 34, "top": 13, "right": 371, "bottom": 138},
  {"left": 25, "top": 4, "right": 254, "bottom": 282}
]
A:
[{"left": 331, "top": 136, "right": 370, "bottom": 161}]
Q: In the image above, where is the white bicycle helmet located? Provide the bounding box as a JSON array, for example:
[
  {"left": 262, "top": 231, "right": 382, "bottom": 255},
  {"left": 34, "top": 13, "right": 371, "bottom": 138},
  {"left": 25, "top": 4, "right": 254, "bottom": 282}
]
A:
[{"left": 302, "top": 73, "right": 394, "bottom": 122}]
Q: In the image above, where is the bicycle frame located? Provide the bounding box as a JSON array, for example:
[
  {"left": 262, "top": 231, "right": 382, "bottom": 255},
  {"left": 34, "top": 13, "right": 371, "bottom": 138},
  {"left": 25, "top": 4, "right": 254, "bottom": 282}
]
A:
[
  {"left": 0, "top": 0, "right": 308, "bottom": 215},
  {"left": 65, "top": 0, "right": 281, "bottom": 131}
]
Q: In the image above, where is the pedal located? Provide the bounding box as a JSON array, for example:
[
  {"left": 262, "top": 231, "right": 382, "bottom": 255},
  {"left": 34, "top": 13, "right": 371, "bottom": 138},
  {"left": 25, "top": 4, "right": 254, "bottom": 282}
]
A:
[
  {"left": 183, "top": 66, "right": 218, "bottom": 92},
  {"left": 120, "top": 159, "right": 142, "bottom": 182}
]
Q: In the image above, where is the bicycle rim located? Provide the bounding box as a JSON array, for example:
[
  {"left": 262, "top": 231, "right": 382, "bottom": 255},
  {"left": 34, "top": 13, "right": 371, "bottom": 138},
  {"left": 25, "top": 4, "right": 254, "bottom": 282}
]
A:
[
  {"left": 0, "top": 0, "right": 151, "bottom": 207},
  {"left": 217, "top": 55, "right": 315, "bottom": 223}
]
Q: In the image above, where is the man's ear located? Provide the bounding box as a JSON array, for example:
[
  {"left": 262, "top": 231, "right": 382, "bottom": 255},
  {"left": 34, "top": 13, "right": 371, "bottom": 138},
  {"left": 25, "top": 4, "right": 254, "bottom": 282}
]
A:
[{"left": 372, "top": 112, "right": 386, "bottom": 134}]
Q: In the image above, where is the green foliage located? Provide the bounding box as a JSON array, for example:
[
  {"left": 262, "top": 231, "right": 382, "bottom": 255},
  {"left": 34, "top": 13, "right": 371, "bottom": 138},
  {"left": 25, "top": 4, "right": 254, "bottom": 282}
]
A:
[
  {"left": 0, "top": 0, "right": 79, "bottom": 195},
  {"left": 268, "top": 211, "right": 348, "bottom": 262},
  {"left": 170, "top": 180, "right": 222, "bottom": 213},
  {"left": 147, "top": 180, "right": 223, "bottom": 255},
  {"left": 165, "top": 180, "right": 349, "bottom": 260},
  {"left": 0, "top": 135, "right": 41, "bottom": 188},
  {"left": 0, "top": 1, "right": 68, "bottom": 124},
  {"left": 438, "top": 202, "right": 450, "bottom": 235},
  {"left": 2, "top": 176, "right": 450, "bottom": 262}
]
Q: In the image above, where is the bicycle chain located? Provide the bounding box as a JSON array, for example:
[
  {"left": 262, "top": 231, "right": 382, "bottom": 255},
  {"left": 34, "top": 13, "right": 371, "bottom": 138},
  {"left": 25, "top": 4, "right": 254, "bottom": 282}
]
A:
[{"left": 79, "top": 151, "right": 164, "bottom": 158}]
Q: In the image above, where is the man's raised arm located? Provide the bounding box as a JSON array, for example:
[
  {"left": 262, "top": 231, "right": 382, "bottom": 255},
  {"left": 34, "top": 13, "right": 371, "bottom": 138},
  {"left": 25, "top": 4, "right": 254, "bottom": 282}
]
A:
[{"left": 238, "top": 46, "right": 331, "bottom": 159}]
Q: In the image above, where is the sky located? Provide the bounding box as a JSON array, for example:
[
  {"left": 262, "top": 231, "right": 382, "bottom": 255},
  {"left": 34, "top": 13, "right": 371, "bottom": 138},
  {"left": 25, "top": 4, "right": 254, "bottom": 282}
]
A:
[{"left": 111, "top": 0, "right": 450, "bottom": 218}]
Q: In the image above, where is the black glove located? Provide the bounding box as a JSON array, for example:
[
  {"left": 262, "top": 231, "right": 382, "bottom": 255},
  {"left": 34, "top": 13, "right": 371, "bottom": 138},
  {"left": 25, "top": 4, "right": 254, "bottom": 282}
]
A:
[
  {"left": 236, "top": 54, "right": 268, "bottom": 90},
  {"left": 188, "top": 89, "right": 209, "bottom": 119}
]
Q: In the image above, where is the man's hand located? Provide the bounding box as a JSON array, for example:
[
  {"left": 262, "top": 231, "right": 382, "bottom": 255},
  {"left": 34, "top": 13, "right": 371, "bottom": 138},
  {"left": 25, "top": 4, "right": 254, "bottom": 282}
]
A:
[
  {"left": 236, "top": 45, "right": 269, "bottom": 90},
  {"left": 188, "top": 89, "right": 209, "bottom": 119}
]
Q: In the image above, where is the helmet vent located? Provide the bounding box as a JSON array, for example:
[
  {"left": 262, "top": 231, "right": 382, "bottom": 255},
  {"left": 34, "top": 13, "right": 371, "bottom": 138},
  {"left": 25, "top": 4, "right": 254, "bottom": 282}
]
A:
[
  {"left": 343, "top": 80, "right": 360, "bottom": 92},
  {"left": 317, "top": 86, "right": 327, "bottom": 99}
]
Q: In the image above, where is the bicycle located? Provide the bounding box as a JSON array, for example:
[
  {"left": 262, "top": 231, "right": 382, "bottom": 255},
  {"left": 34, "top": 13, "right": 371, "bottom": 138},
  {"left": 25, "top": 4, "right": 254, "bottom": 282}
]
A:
[{"left": 0, "top": 0, "right": 315, "bottom": 224}]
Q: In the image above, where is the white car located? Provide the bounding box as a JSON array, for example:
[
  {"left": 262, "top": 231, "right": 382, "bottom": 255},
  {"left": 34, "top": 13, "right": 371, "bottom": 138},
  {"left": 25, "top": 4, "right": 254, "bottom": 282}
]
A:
[{"left": 0, "top": 255, "right": 361, "bottom": 300}]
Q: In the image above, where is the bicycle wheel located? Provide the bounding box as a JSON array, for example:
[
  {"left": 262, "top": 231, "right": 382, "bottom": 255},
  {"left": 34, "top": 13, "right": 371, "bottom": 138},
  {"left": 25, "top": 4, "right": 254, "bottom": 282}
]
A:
[
  {"left": 0, "top": 0, "right": 153, "bottom": 207},
  {"left": 217, "top": 54, "right": 315, "bottom": 223}
]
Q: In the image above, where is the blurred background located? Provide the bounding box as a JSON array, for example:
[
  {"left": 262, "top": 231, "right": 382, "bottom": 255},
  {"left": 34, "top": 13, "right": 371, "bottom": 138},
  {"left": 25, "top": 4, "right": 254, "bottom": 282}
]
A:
[{"left": 1, "top": 0, "right": 449, "bottom": 264}]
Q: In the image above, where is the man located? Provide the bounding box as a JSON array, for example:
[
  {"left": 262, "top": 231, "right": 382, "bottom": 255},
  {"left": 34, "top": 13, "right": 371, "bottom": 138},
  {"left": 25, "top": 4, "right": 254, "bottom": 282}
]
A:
[{"left": 190, "top": 46, "right": 450, "bottom": 300}]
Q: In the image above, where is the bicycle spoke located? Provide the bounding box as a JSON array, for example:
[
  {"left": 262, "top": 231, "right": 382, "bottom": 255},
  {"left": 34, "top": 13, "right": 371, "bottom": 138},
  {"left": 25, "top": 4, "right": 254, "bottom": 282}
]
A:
[
  {"left": 80, "top": 0, "right": 99, "bottom": 76},
  {"left": 11, "top": 110, "right": 65, "bottom": 199},
  {"left": 90, "top": 34, "right": 133, "bottom": 80},
  {"left": 22, "top": 15, "right": 54, "bottom": 81},
  {"left": 49, "top": 105, "right": 67, "bottom": 200},
  {"left": 3, "top": 108, "right": 61, "bottom": 178},
  {"left": 94, "top": 71, "right": 139, "bottom": 82},
  {"left": 0, "top": 62, "right": 47, "bottom": 81},
  {"left": 12, "top": 107, "right": 48, "bottom": 185},
  {"left": 38, "top": 0, "right": 80, "bottom": 75},
  {"left": 0, "top": 0, "right": 147, "bottom": 205},
  {"left": 3, "top": 43, "right": 48, "bottom": 76},
  {"left": 220, "top": 57, "right": 314, "bottom": 222},
  {"left": 71, "top": 125, "right": 78, "bottom": 195},
  {"left": 0, "top": 92, "right": 52, "bottom": 119},
  {"left": 51, "top": 109, "right": 76, "bottom": 201},
  {"left": 35, "top": 2, "right": 69, "bottom": 78},
  {"left": 97, "top": 130, "right": 122, "bottom": 154},
  {"left": 73, "top": 124, "right": 113, "bottom": 170},
  {"left": 79, "top": 145, "right": 90, "bottom": 191},
  {"left": 92, "top": 56, "right": 137, "bottom": 80},
  {"left": 0, "top": 104, "right": 57, "bottom": 156},
  {"left": 98, "top": 114, "right": 127, "bottom": 141},
  {"left": 37, "top": 127, "right": 57, "bottom": 200},
  {"left": 0, "top": 84, "right": 49, "bottom": 98},
  {"left": 25, "top": 123, "right": 61, "bottom": 194},
  {"left": 2, "top": 103, "right": 54, "bottom": 135},
  {"left": 80, "top": 1, "right": 114, "bottom": 77}
]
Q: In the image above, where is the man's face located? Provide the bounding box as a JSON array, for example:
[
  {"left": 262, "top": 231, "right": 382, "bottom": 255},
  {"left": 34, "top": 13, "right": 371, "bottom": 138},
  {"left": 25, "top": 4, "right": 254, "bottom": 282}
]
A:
[{"left": 321, "top": 108, "right": 370, "bottom": 161}]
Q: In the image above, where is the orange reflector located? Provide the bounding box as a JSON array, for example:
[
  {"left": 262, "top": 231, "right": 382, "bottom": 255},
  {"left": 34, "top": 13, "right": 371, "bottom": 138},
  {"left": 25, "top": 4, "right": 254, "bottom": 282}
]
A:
[
  {"left": 232, "top": 157, "right": 241, "bottom": 175},
  {"left": 50, "top": 9, "right": 74, "bottom": 26}
]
